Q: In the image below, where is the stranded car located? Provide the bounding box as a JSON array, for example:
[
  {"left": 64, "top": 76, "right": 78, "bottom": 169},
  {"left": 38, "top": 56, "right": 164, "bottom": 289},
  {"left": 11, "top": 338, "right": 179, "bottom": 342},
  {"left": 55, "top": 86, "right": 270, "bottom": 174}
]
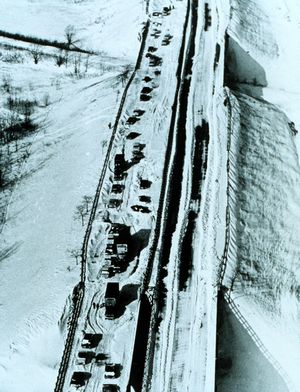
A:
[{"left": 131, "top": 205, "right": 151, "bottom": 213}]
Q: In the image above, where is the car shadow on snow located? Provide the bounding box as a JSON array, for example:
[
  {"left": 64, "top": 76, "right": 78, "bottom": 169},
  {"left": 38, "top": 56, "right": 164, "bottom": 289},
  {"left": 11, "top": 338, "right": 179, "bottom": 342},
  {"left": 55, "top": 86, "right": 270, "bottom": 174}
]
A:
[
  {"left": 127, "top": 229, "right": 151, "bottom": 274},
  {"left": 115, "top": 284, "right": 140, "bottom": 318}
]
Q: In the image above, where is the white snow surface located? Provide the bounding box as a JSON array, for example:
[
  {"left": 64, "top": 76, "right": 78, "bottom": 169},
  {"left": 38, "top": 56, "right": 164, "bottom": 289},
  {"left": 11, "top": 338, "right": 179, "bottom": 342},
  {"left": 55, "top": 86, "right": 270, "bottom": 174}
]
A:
[
  {"left": 0, "top": 73, "right": 121, "bottom": 392},
  {"left": 228, "top": 0, "right": 300, "bottom": 156},
  {"left": 224, "top": 90, "right": 300, "bottom": 389},
  {"left": 223, "top": 0, "right": 300, "bottom": 389},
  {"left": 0, "top": 0, "right": 144, "bottom": 60}
]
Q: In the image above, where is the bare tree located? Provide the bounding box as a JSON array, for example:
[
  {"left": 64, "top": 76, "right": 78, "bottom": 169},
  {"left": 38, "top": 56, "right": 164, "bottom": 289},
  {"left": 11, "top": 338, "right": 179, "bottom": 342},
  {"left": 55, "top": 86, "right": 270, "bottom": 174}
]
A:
[
  {"left": 83, "top": 195, "right": 93, "bottom": 213},
  {"left": 73, "top": 53, "right": 82, "bottom": 77},
  {"left": 68, "top": 248, "right": 81, "bottom": 265},
  {"left": 117, "top": 64, "right": 133, "bottom": 87},
  {"left": 65, "top": 25, "right": 77, "bottom": 48},
  {"left": 42, "top": 93, "right": 50, "bottom": 107},
  {"left": 74, "top": 195, "right": 93, "bottom": 226},
  {"left": 74, "top": 204, "right": 86, "bottom": 226},
  {"left": 2, "top": 74, "right": 12, "bottom": 93},
  {"left": 55, "top": 50, "right": 66, "bottom": 67},
  {"left": 84, "top": 54, "right": 90, "bottom": 73},
  {"left": 22, "top": 100, "right": 34, "bottom": 129},
  {"left": 30, "top": 45, "right": 43, "bottom": 64}
]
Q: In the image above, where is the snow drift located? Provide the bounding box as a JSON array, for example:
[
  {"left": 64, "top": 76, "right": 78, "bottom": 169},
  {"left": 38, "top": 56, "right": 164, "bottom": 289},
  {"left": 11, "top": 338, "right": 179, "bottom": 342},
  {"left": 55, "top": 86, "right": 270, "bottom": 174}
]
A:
[{"left": 221, "top": 0, "right": 300, "bottom": 389}]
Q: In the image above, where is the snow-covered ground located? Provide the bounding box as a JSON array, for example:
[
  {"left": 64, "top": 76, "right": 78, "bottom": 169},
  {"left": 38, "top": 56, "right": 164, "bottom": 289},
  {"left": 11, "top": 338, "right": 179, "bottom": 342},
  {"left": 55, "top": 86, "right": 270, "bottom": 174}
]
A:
[
  {"left": 216, "top": 298, "right": 289, "bottom": 392},
  {"left": 0, "top": 0, "right": 144, "bottom": 60},
  {"left": 1, "top": 0, "right": 300, "bottom": 391},
  {"left": 221, "top": 0, "right": 300, "bottom": 390},
  {"left": 223, "top": 89, "right": 300, "bottom": 390},
  {"left": 0, "top": 1, "right": 144, "bottom": 391},
  {"left": 0, "top": 71, "right": 123, "bottom": 392},
  {"left": 228, "top": 0, "right": 300, "bottom": 154}
]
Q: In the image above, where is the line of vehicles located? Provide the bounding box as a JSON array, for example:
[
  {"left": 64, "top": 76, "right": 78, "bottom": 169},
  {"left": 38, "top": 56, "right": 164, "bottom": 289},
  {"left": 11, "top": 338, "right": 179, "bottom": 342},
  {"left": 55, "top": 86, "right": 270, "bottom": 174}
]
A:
[{"left": 69, "top": 5, "right": 176, "bottom": 392}]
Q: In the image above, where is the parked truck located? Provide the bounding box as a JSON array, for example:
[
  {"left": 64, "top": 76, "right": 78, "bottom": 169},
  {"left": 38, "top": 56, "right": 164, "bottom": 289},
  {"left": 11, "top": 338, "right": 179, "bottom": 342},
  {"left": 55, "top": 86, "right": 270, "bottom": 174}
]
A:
[{"left": 105, "top": 282, "right": 120, "bottom": 319}]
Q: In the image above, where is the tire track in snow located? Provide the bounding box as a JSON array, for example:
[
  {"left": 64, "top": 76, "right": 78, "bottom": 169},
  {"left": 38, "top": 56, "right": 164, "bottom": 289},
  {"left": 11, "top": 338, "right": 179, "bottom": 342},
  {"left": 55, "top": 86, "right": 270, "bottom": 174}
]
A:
[
  {"left": 159, "top": 1, "right": 199, "bottom": 390},
  {"left": 140, "top": 1, "right": 204, "bottom": 390},
  {"left": 139, "top": 1, "right": 193, "bottom": 389}
]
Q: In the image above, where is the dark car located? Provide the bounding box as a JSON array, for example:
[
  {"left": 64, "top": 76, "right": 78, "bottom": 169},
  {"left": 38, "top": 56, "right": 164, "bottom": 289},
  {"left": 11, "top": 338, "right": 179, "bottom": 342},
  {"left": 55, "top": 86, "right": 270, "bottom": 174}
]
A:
[
  {"left": 141, "top": 86, "right": 152, "bottom": 94},
  {"left": 148, "top": 46, "right": 157, "bottom": 53},
  {"left": 126, "top": 131, "right": 141, "bottom": 140},
  {"left": 103, "top": 385, "right": 120, "bottom": 392},
  {"left": 105, "top": 282, "right": 120, "bottom": 320},
  {"left": 126, "top": 116, "right": 139, "bottom": 125},
  {"left": 104, "top": 363, "right": 121, "bottom": 379},
  {"left": 70, "top": 372, "right": 91, "bottom": 387},
  {"left": 150, "top": 32, "right": 160, "bottom": 38},
  {"left": 111, "top": 184, "right": 124, "bottom": 194},
  {"left": 108, "top": 199, "right": 122, "bottom": 208},
  {"left": 133, "top": 143, "right": 145, "bottom": 151},
  {"left": 114, "top": 172, "right": 127, "bottom": 181},
  {"left": 131, "top": 205, "right": 151, "bottom": 213},
  {"left": 163, "top": 6, "right": 171, "bottom": 15},
  {"left": 143, "top": 76, "right": 152, "bottom": 83},
  {"left": 77, "top": 351, "right": 95, "bottom": 365},
  {"left": 139, "top": 195, "right": 151, "bottom": 203},
  {"left": 133, "top": 109, "right": 145, "bottom": 116},
  {"left": 140, "top": 94, "right": 152, "bottom": 101},
  {"left": 132, "top": 152, "right": 144, "bottom": 163},
  {"left": 114, "top": 153, "right": 125, "bottom": 175},
  {"left": 81, "top": 333, "right": 102, "bottom": 349},
  {"left": 140, "top": 179, "right": 152, "bottom": 189},
  {"left": 149, "top": 57, "right": 162, "bottom": 67},
  {"left": 148, "top": 54, "right": 162, "bottom": 64}
]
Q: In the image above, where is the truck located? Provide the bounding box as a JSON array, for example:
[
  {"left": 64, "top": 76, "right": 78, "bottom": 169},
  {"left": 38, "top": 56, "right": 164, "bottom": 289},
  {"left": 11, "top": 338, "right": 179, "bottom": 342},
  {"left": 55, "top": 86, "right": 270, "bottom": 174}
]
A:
[{"left": 105, "top": 282, "right": 120, "bottom": 319}]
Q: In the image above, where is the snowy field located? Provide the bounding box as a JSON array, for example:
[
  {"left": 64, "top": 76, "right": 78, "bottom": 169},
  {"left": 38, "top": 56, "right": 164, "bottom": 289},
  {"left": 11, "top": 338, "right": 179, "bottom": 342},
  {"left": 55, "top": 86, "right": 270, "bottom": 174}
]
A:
[
  {"left": 0, "top": 0, "right": 144, "bottom": 59},
  {"left": 0, "top": 68, "right": 123, "bottom": 392}
]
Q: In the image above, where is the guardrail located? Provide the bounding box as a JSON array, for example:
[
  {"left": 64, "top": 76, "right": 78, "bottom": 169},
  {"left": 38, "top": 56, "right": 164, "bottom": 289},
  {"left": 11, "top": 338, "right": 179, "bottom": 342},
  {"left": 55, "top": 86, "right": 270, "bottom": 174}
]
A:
[
  {"left": 53, "top": 18, "right": 150, "bottom": 392},
  {"left": 217, "top": 88, "right": 233, "bottom": 287}
]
